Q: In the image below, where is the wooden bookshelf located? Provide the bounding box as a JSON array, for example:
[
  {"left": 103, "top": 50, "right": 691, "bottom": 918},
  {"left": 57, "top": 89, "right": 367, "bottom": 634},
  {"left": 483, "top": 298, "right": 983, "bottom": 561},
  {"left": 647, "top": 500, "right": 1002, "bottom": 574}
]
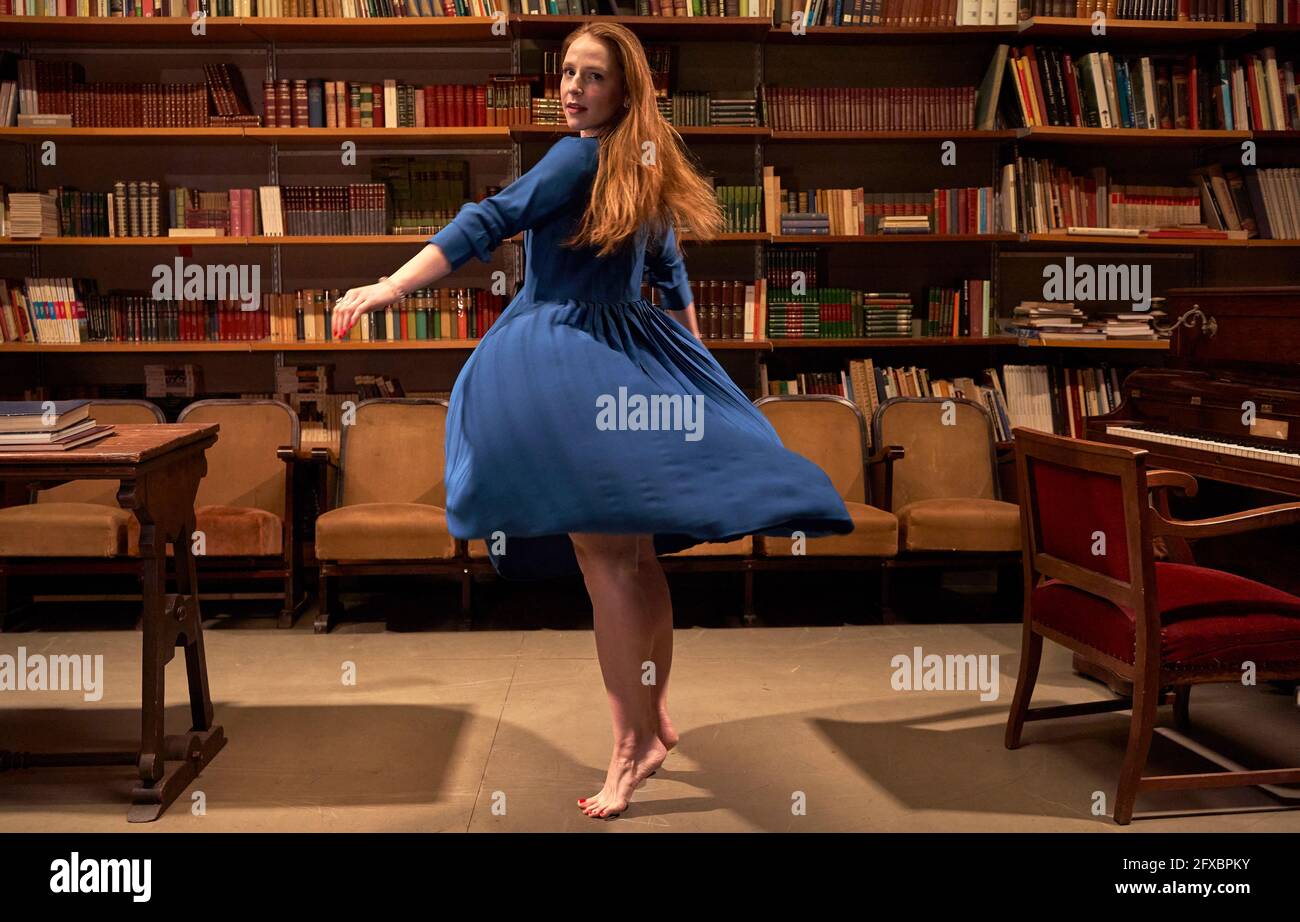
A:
[
  {"left": 3, "top": 11, "right": 1297, "bottom": 408},
  {"left": 767, "top": 130, "right": 1017, "bottom": 141},
  {"left": 1019, "top": 338, "right": 1170, "bottom": 349},
  {"left": 1016, "top": 126, "right": 1253, "bottom": 145},
  {"left": 0, "top": 338, "right": 773, "bottom": 352},
  {"left": 769, "top": 336, "right": 1017, "bottom": 347},
  {"left": 517, "top": 13, "right": 775, "bottom": 40},
  {"left": 771, "top": 233, "right": 1018, "bottom": 243},
  {"left": 765, "top": 24, "right": 1018, "bottom": 43},
  {"left": 1016, "top": 16, "right": 1256, "bottom": 41}
]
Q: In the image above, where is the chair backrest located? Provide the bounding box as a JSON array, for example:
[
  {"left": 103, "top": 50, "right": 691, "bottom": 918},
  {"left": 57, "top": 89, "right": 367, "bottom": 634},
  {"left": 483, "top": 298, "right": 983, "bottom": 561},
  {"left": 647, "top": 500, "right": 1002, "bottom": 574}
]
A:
[
  {"left": 872, "top": 396, "right": 999, "bottom": 510},
  {"left": 178, "top": 399, "right": 299, "bottom": 515},
  {"left": 37, "top": 399, "right": 166, "bottom": 505},
  {"left": 1013, "top": 426, "right": 1156, "bottom": 625},
  {"left": 754, "top": 395, "right": 867, "bottom": 504},
  {"left": 338, "top": 398, "right": 447, "bottom": 508}
]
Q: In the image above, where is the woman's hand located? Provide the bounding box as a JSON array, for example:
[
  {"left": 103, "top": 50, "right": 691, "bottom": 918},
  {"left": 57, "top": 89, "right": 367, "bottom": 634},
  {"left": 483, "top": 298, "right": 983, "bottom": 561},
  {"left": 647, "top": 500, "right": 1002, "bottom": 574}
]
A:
[{"left": 331, "top": 280, "right": 404, "bottom": 339}]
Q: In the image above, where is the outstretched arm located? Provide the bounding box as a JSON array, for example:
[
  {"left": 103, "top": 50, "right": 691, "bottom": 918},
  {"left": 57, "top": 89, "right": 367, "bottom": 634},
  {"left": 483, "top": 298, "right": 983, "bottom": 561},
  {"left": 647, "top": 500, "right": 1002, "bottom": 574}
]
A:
[{"left": 332, "top": 137, "right": 599, "bottom": 339}]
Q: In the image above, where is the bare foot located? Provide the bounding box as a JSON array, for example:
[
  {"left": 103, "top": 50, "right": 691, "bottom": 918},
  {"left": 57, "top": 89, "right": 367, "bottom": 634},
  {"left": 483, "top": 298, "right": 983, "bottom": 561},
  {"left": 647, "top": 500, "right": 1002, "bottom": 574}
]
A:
[{"left": 578, "top": 736, "right": 668, "bottom": 818}]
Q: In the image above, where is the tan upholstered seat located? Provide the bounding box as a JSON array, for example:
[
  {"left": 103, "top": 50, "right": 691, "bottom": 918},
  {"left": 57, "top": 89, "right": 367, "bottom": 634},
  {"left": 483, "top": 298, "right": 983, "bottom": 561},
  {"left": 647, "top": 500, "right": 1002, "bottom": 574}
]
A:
[
  {"left": 317, "top": 502, "right": 456, "bottom": 560},
  {"left": 177, "top": 400, "right": 297, "bottom": 557},
  {"left": 0, "top": 502, "right": 139, "bottom": 557},
  {"left": 760, "top": 501, "right": 897, "bottom": 557},
  {"left": 753, "top": 396, "right": 898, "bottom": 559},
  {"left": 872, "top": 397, "right": 1020, "bottom": 553},
  {"left": 667, "top": 535, "right": 752, "bottom": 557},
  {"left": 0, "top": 400, "right": 164, "bottom": 558},
  {"left": 314, "top": 400, "right": 455, "bottom": 563}
]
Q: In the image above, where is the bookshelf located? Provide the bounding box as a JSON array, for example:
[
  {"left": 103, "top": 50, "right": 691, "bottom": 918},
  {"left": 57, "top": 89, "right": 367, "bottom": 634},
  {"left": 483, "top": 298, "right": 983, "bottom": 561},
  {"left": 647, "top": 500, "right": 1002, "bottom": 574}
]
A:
[{"left": 2, "top": 11, "right": 1298, "bottom": 426}]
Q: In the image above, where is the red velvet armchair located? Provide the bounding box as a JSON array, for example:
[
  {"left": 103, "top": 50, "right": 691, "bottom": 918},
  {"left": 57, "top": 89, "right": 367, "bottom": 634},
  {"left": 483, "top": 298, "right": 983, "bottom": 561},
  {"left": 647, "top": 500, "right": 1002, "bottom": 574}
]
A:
[{"left": 1006, "top": 426, "right": 1300, "bottom": 824}]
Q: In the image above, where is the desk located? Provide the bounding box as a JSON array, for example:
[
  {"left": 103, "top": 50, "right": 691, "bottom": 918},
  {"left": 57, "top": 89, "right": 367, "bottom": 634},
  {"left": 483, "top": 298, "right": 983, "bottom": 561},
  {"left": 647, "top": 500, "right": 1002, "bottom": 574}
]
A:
[{"left": 0, "top": 423, "right": 225, "bottom": 822}]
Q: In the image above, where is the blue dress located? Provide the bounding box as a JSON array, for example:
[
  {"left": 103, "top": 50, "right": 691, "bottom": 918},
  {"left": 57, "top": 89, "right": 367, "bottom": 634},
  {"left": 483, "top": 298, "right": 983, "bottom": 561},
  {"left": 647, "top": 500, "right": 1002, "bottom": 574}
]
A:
[{"left": 429, "top": 134, "right": 854, "bottom": 580}]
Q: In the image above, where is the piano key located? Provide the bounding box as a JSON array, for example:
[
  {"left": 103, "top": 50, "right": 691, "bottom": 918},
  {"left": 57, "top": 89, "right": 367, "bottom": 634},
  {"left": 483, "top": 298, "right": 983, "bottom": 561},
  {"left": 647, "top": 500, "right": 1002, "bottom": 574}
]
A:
[{"left": 1104, "top": 425, "right": 1300, "bottom": 466}]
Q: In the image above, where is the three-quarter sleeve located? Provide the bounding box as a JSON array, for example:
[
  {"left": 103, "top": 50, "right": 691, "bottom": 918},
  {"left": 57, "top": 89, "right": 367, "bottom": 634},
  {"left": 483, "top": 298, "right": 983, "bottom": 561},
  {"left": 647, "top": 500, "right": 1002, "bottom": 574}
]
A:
[
  {"left": 428, "top": 136, "right": 599, "bottom": 271},
  {"left": 644, "top": 222, "right": 694, "bottom": 311}
]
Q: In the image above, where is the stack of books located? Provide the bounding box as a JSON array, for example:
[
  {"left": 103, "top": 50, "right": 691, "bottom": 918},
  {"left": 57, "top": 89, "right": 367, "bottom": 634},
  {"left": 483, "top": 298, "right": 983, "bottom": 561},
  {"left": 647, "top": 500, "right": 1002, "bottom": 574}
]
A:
[
  {"left": 7, "top": 193, "right": 60, "bottom": 238},
  {"left": 1009, "top": 301, "right": 1090, "bottom": 341},
  {"left": 780, "top": 212, "right": 829, "bottom": 235},
  {"left": 879, "top": 215, "right": 930, "bottom": 235},
  {"left": 0, "top": 400, "right": 115, "bottom": 452},
  {"left": 863, "top": 293, "right": 915, "bottom": 339},
  {"left": 1094, "top": 307, "right": 1167, "bottom": 341}
]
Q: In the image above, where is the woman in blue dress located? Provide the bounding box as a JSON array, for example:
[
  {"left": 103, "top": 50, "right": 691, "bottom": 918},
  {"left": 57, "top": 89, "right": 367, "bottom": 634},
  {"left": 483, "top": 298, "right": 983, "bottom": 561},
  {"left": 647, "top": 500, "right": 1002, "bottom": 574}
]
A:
[{"left": 331, "top": 22, "right": 853, "bottom": 820}]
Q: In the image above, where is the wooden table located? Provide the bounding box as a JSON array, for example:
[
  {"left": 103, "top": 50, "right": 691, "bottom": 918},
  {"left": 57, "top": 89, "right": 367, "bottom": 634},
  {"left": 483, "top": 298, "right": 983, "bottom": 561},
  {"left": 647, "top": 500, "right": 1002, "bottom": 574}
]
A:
[{"left": 0, "top": 423, "right": 226, "bottom": 822}]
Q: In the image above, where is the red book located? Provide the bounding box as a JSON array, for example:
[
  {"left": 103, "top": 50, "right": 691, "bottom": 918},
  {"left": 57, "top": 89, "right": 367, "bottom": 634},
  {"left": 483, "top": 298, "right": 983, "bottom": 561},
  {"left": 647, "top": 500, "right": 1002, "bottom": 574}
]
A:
[
  {"left": 1187, "top": 54, "right": 1199, "bottom": 131},
  {"left": 1243, "top": 55, "right": 1261, "bottom": 131}
]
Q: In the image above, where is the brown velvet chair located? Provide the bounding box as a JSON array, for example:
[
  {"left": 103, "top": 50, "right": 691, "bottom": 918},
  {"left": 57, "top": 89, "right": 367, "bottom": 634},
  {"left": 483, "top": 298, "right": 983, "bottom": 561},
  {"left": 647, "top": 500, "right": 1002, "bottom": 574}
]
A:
[
  {"left": 313, "top": 398, "right": 464, "bottom": 633},
  {"left": 748, "top": 394, "right": 900, "bottom": 623},
  {"left": 0, "top": 399, "right": 165, "bottom": 626},
  {"left": 870, "top": 396, "right": 1021, "bottom": 621},
  {"left": 175, "top": 398, "right": 306, "bottom": 628},
  {"left": 1007, "top": 426, "right": 1300, "bottom": 824}
]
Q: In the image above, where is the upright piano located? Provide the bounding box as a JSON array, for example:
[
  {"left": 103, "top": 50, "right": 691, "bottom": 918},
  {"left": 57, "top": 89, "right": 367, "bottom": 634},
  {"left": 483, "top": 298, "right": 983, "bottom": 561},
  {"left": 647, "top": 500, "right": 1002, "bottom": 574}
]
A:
[{"left": 1087, "top": 286, "right": 1300, "bottom": 498}]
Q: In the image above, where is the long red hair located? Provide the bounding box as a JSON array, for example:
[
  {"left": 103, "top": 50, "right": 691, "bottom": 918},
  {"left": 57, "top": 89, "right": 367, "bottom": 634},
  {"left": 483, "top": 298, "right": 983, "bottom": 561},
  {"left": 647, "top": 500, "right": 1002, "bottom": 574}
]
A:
[{"left": 560, "top": 22, "right": 726, "bottom": 258}]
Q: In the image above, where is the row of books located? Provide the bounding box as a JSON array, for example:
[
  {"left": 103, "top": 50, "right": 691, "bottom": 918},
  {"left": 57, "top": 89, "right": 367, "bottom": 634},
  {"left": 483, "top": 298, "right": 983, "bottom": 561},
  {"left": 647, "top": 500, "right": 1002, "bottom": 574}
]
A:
[
  {"left": 7, "top": 183, "right": 395, "bottom": 238},
  {"left": 669, "top": 279, "right": 765, "bottom": 339},
  {"left": 1015, "top": 0, "right": 1300, "bottom": 21},
  {"left": 276, "top": 288, "right": 506, "bottom": 341},
  {"left": 761, "top": 279, "right": 994, "bottom": 338},
  {"left": 0, "top": 278, "right": 512, "bottom": 343},
  {"left": 984, "top": 43, "right": 1300, "bottom": 132},
  {"left": 767, "top": 359, "right": 1125, "bottom": 445},
  {"left": 783, "top": 0, "right": 1017, "bottom": 26},
  {"left": 767, "top": 177, "right": 1002, "bottom": 235},
  {"left": 659, "top": 92, "right": 760, "bottom": 127},
  {"left": 261, "top": 79, "right": 536, "bottom": 129},
  {"left": 12, "top": 60, "right": 258, "bottom": 128},
  {"left": 922, "top": 280, "right": 994, "bottom": 338},
  {"left": 1006, "top": 300, "right": 1167, "bottom": 341},
  {"left": 2, "top": 0, "right": 1293, "bottom": 19},
  {"left": 760, "top": 86, "right": 982, "bottom": 132},
  {"left": 999, "top": 159, "right": 1204, "bottom": 233},
  {"left": 997, "top": 157, "right": 1300, "bottom": 238},
  {"left": 999, "top": 363, "right": 1125, "bottom": 439}
]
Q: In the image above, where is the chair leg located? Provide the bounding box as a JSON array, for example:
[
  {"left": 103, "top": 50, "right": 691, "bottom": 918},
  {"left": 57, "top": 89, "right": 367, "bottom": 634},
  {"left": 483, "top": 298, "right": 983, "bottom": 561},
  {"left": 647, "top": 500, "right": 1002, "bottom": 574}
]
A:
[
  {"left": 742, "top": 567, "right": 755, "bottom": 626},
  {"left": 459, "top": 568, "right": 472, "bottom": 632},
  {"left": 1114, "top": 677, "right": 1160, "bottom": 825},
  {"left": 880, "top": 563, "right": 896, "bottom": 625},
  {"left": 1004, "top": 625, "right": 1043, "bottom": 749},
  {"left": 1173, "top": 685, "right": 1191, "bottom": 730},
  {"left": 314, "top": 570, "right": 334, "bottom": 635}
]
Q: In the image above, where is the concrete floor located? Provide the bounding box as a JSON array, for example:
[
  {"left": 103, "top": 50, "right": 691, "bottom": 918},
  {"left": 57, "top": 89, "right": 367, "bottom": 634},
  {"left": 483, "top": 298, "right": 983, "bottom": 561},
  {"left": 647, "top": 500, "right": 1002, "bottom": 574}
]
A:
[{"left": 1, "top": 579, "right": 1298, "bottom": 832}]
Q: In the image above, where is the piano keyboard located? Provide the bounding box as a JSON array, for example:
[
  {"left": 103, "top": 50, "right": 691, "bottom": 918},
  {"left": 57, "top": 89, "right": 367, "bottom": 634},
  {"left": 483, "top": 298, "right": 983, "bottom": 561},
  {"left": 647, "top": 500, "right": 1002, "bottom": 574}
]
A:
[{"left": 1105, "top": 425, "right": 1300, "bottom": 467}]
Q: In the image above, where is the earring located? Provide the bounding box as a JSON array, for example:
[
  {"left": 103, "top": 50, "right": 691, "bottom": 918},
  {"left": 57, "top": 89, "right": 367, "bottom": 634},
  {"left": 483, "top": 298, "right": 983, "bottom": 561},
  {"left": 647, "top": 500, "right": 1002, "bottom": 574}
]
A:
[{"left": 623, "top": 99, "right": 630, "bottom": 108}]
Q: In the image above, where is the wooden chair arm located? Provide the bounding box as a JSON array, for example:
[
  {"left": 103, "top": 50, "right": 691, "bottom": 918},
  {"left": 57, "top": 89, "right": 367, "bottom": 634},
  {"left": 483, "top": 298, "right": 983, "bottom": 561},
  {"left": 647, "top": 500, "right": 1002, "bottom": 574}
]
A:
[
  {"left": 867, "top": 445, "right": 904, "bottom": 466},
  {"left": 994, "top": 440, "right": 1015, "bottom": 462},
  {"left": 308, "top": 446, "right": 338, "bottom": 469},
  {"left": 1150, "top": 501, "right": 1300, "bottom": 540},
  {"left": 1146, "top": 469, "right": 1198, "bottom": 498},
  {"left": 867, "top": 445, "right": 904, "bottom": 510}
]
